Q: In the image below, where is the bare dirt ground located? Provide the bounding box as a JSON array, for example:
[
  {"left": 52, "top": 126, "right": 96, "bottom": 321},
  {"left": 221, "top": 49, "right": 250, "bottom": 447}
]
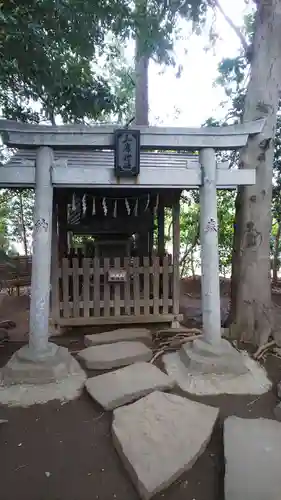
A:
[{"left": 0, "top": 279, "right": 280, "bottom": 500}]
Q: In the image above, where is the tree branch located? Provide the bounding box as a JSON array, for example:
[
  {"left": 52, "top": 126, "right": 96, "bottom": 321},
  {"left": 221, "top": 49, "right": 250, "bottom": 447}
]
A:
[{"left": 213, "top": 0, "right": 249, "bottom": 55}]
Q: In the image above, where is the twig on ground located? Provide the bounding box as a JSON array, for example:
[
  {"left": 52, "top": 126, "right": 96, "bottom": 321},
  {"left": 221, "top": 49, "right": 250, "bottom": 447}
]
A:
[
  {"left": 150, "top": 350, "right": 165, "bottom": 364},
  {"left": 150, "top": 333, "right": 202, "bottom": 363},
  {"left": 247, "top": 395, "right": 262, "bottom": 407},
  {"left": 253, "top": 340, "right": 276, "bottom": 360}
]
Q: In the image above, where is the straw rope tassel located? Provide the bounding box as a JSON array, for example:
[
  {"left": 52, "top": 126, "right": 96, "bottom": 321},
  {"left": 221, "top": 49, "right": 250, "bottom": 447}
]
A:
[
  {"left": 134, "top": 198, "right": 138, "bottom": 216},
  {"left": 154, "top": 194, "right": 159, "bottom": 215},
  {"left": 72, "top": 193, "right": 76, "bottom": 211}
]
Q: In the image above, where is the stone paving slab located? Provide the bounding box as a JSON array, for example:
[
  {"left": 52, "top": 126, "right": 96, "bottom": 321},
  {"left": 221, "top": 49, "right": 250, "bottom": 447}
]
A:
[
  {"left": 224, "top": 416, "right": 281, "bottom": 500},
  {"left": 85, "top": 362, "right": 174, "bottom": 410},
  {"left": 112, "top": 391, "right": 218, "bottom": 500},
  {"left": 77, "top": 341, "right": 152, "bottom": 370},
  {"left": 84, "top": 328, "right": 152, "bottom": 347}
]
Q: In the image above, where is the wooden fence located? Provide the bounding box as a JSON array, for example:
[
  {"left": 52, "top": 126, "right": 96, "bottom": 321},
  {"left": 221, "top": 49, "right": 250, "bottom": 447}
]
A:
[
  {"left": 0, "top": 255, "right": 32, "bottom": 294},
  {"left": 52, "top": 256, "right": 175, "bottom": 325}
]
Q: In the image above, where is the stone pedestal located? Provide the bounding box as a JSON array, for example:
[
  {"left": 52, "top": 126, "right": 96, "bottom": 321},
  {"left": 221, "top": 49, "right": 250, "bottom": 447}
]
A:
[
  {"left": 162, "top": 336, "right": 271, "bottom": 396},
  {"left": 180, "top": 337, "right": 248, "bottom": 376},
  {"left": 1, "top": 345, "right": 79, "bottom": 385}
]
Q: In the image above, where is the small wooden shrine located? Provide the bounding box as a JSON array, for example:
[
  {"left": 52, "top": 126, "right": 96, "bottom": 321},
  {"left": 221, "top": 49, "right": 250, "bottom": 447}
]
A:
[{"left": 52, "top": 186, "right": 181, "bottom": 326}]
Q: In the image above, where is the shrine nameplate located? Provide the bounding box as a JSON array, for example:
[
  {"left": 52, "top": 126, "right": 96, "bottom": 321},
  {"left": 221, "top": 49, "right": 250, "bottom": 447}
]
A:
[
  {"left": 114, "top": 129, "right": 140, "bottom": 177},
  {"left": 107, "top": 269, "right": 127, "bottom": 283}
]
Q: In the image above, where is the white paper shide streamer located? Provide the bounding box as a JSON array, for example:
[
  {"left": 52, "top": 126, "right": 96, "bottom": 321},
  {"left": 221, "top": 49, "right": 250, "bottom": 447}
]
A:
[
  {"left": 102, "top": 197, "right": 108, "bottom": 216},
  {"left": 125, "top": 198, "right": 130, "bottom": 215},
  {"left": 113, "top": 199, "right": 117, "bottom": 218},
  {"left": 82, "top": 194, "right": 86, "bottom": 215},
  {"left": 144, "top": 194, "right": 150, "bottom": 212},
  {"left": 92, "top": 197, "right": 96, "bottom": 215}
]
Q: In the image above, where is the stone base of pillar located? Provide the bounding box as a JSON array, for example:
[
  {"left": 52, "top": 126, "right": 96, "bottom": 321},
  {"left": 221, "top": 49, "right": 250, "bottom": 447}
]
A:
[
  {"left": 1, "top": 344, "right": 82, "bottom": 385},
  {"left": 162, "top": 338, "right": 272, "bottom": 396},
  {"left": 180, "top": 337, "right": 248, "bottom": 376}
]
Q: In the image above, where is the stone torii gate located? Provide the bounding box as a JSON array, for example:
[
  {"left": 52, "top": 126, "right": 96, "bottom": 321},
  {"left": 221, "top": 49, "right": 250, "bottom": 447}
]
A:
[{"left": 0, "top": 119, "right": 265, "bottom": 387}]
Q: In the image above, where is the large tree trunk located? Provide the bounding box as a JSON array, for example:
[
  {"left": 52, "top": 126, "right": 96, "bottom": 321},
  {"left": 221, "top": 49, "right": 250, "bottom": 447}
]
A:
[
  {"left": 230, "top": 0, "right": 281, "bottom": 346},
  {"left": 134, "top": 0, "right": 149, "bottom": 126},
  {"left": 272, "top": 221, "right": 281, "bottom": 286}
]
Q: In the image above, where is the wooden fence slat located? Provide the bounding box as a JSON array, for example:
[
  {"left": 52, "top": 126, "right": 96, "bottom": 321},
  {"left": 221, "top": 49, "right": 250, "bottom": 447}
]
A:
[
  {"left": 83, "top": 258, "right": 90, "bottom": 317},
  {"left": 113, "top": 257, "right": 121, "bottom": 316},
  {"left": 62, "top": 258, "right": 70, "bottom": 318},
  {"left": 124, "top": 257, "right": 131, "bottom": 315},
  {"left": 153, "top": 256, "right": 160, "bottom": 315},
  {"left": 162, "top": 255, "right": 169, "bottom": 314},
  {"left": 93, "top": 257, "right": 100, "bottom": 317},
  {"left": 143, "top": 256, "right": 150, "bottom": 316},
  {"left": 72, "top": 258, "right": 80, "bottom": 317},
  {"left": 103, "top": 258, "right": 110, "bottom": 317},
  {"left": 133, "top": 257, "right": 140, "bottom": 316}
]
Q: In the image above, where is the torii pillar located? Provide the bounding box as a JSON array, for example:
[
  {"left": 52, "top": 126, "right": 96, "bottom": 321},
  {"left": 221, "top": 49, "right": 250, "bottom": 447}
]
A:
[
  {"left": 199, "top": 148, "right": 221, "bottom": 345},
  {"left": 1, "top": 147, "right": 84, "bottom": 386},
  {"left": 181, "top": 147, "right": 249, "bottom": 376}
]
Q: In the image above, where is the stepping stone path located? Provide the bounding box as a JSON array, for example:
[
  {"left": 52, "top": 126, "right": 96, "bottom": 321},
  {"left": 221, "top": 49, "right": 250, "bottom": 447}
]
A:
[
  {"left": 224, "top": 416, "right": 281, "bottom": 500},
  {"left": 85, "top": 362, "right": 174, "bottom": 410},
  {"left": 78, "top": 341, "right": 152, "bottom": 370},
  {"left": 85, "top": 328, "right": 152, "bottom": 347},
  {"left": 112, "top": 391, "right": 218, "bottom": 500}
]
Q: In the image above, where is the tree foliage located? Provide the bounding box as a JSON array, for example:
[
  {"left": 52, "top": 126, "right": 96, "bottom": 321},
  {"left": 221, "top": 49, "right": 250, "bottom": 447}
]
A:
[{"left": 0, "top": 0, "right": 211, "bottom": 125}]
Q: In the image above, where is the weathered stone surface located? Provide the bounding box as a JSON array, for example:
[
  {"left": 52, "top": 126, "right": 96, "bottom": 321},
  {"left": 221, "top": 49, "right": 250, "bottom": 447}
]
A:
[
  {"left": 180, "top": 338, "right": 248, "bottom": 376},
  {"left": 162, "top": 351, "right": 271, "bottom": 396},
  {"left": 112, "top": 391, "right": 218, "bottom": 500},
  {"left": 1, "top": 346, "right": 80, "bottom": 385},
  {"left": 78, "top": 341, "right": 152, "bottom": 370},
  {"left": 85, "top": 328, "right": 152, "bottom": 347},
  {"left": 85, "top": 362, "right": 174, "bottom": 410},
  {"left": 273, "top": 402, "right": 281, "bottom": 421},
  {"left": 224, "top": 417, "right": 281, "bottom": 500}
]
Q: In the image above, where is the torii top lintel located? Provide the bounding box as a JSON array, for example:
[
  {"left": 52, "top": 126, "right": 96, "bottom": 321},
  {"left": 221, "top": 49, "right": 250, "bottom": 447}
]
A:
[{"left": 0, "top": 119, "right": 265, "bottom": 150}]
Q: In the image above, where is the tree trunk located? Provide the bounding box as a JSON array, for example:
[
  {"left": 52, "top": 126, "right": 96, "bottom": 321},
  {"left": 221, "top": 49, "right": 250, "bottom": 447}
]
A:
[
  {"left": 18, "top": 191, "right": 28, "bottom": 256},
  {"left": 272, "top": 221, "right": 281, "bottom": 286},
  {"left": 230, "top": 0, "right": 281, "bottom": 346},
  {"left": 134, "top": 0, "right": 149, "bottom": 126},
  {"left": 191, "top": 251, "right": 195, "bottom": 277},
  {"left": 135, "top": 32, "right": 149, "bottom": 126}
]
